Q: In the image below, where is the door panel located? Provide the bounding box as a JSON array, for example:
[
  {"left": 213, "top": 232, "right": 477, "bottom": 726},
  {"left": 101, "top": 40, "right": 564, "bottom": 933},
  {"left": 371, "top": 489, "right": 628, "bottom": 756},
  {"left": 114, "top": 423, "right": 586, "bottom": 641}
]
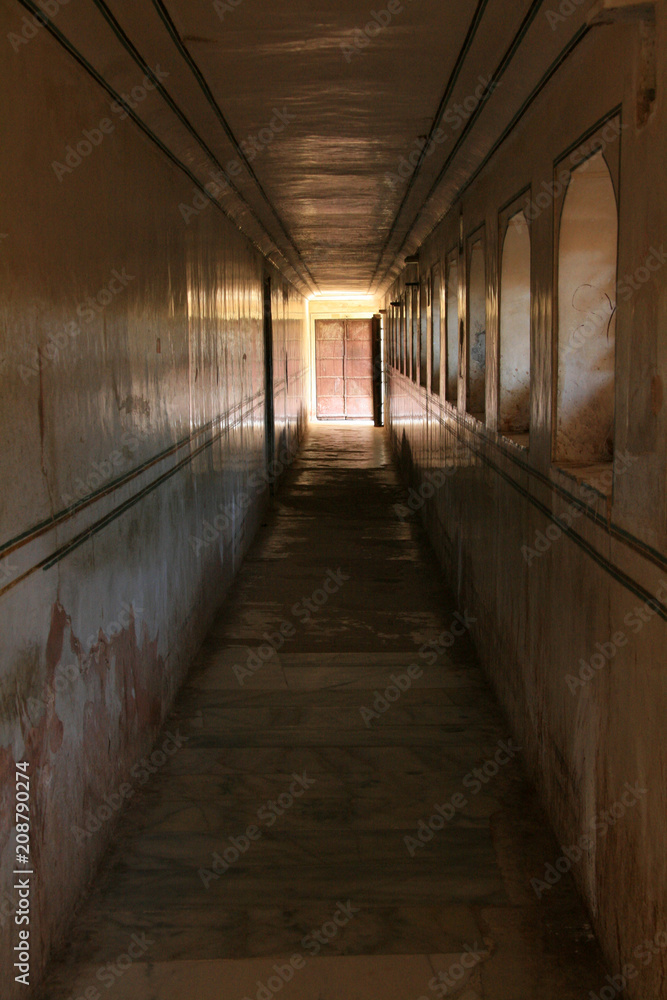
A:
[
  {"left": 345, "top": 395, "right": 373, "bottom": 418},
  {"left": 315, "top": 318, "right": 374, "bottom": 419},
  {"left": 346, "top": 320, "right": 372, "bottom": 339},
  {"left": 318, "top": 358, "right": 344, "bottom": 377},
  {"left": 346, "top": 359, "right": 372, "bottom": 377},
  {"left": 315, "top": 319, "right": 346, "bottom": 418},
  {"left": 344, "top": 320, "right": 373, "bottom": 418}
]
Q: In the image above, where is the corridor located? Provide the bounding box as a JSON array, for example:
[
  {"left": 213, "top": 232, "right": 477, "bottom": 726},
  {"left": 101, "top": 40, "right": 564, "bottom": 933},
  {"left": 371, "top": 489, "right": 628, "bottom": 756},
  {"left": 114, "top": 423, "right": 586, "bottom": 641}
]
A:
[
  {"left": 39, "top": 424, "right": 607, "bottom": 1000},
  {"left": 3, "top": 2, "right": 666, "bottom": 996}
]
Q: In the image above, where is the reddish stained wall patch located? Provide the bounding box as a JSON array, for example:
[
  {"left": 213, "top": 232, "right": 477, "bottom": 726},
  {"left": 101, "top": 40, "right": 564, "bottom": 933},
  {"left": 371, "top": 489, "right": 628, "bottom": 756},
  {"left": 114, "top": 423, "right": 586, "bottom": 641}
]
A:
[
  {"left": 0, "top": 746, "right": 17, "bottom": 864},
  {"left": 1, "top": 599, "right": 164, "bottom": 996}
]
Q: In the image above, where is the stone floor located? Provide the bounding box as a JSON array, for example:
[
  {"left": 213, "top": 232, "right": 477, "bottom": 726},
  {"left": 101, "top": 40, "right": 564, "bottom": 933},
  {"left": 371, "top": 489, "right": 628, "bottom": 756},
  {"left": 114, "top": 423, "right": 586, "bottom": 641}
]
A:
[{"left": 39, "top": 423, "right": 609, "bottom": 1000}]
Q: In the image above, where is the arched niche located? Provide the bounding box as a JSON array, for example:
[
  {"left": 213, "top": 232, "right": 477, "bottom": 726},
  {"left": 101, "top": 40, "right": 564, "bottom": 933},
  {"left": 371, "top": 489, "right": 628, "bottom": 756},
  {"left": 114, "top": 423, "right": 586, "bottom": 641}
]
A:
[
  {"left": 499, "top": 209, "right": 531, "bottom": 437},
  {"left": 556, "top": 150, "right": 618, "bottom": 465},
  {"left": 467, "top": 236, "right": 486, "bottom": 419},
  {"left": 431, "top": 265, "right": 441, "bottom": 396},
  {"left": 446, "top": 250, "right": 459, "bottom": 404}
]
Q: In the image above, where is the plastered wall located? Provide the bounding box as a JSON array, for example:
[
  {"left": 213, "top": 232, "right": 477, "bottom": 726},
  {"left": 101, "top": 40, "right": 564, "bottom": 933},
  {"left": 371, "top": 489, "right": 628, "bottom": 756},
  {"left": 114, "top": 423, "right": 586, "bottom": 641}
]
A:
[
  {"left": 386, "top": 14, "right": 667, "bottom": 999},
  {"left": 0, "top": 11, "right": 308, "bottom": 997}
]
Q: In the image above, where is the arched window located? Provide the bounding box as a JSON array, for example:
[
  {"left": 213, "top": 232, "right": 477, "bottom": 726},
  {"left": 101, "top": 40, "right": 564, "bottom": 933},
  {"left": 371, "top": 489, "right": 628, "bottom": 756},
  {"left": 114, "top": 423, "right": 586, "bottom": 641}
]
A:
[
  {"left": 499, "top": 208, "right": 531, "bottom": 440},
  {"left": 467, "top": 233, "right": 486, "bottom": 419},
  {"left": 556, "top": 150, "right": 617, "bottom": 465}
]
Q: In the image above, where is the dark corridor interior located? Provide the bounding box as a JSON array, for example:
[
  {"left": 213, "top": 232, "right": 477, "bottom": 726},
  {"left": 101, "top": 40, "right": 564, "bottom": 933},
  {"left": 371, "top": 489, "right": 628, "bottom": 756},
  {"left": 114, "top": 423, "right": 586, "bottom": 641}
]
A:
[
  {"left": 38, "top": 425, "right": 607, "bottom": 1000},
  {"left": 2, "top": 3, "right": 665, "bottom": 999}
]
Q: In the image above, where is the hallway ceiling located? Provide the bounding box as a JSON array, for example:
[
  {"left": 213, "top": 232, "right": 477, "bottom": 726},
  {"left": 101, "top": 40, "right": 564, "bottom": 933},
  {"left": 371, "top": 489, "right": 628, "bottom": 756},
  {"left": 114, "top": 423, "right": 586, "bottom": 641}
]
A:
[{"left": 46, "top": 0, "right": 598, "bottom": 295}]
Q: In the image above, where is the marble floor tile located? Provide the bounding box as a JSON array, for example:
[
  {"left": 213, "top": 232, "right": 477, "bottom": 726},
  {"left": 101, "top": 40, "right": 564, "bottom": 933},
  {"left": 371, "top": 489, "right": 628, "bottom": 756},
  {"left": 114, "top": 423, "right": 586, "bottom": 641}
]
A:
[
  {"left": 45, "top": 954, "right": 484, "bottom": 1000},
  {"left": 36, "top": 425, "right": 609, "bottom": 1000}
]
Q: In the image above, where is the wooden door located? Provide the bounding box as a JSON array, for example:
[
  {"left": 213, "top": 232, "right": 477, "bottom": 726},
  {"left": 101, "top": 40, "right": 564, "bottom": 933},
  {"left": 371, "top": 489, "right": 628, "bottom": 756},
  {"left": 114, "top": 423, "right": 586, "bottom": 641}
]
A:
[
  {"left": 344, "top": 319, "right": 374, "bottom": 419},
  {"left": 315, "top": 319, "right": 374, "bottom": 419}
]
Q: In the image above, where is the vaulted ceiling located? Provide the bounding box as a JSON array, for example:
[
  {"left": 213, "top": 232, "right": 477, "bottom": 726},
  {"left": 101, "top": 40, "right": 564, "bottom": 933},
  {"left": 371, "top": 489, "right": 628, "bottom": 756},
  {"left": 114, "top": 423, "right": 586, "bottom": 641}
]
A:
[{"left": 34, "top": 0, "right": 598, "bottom": 295}]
